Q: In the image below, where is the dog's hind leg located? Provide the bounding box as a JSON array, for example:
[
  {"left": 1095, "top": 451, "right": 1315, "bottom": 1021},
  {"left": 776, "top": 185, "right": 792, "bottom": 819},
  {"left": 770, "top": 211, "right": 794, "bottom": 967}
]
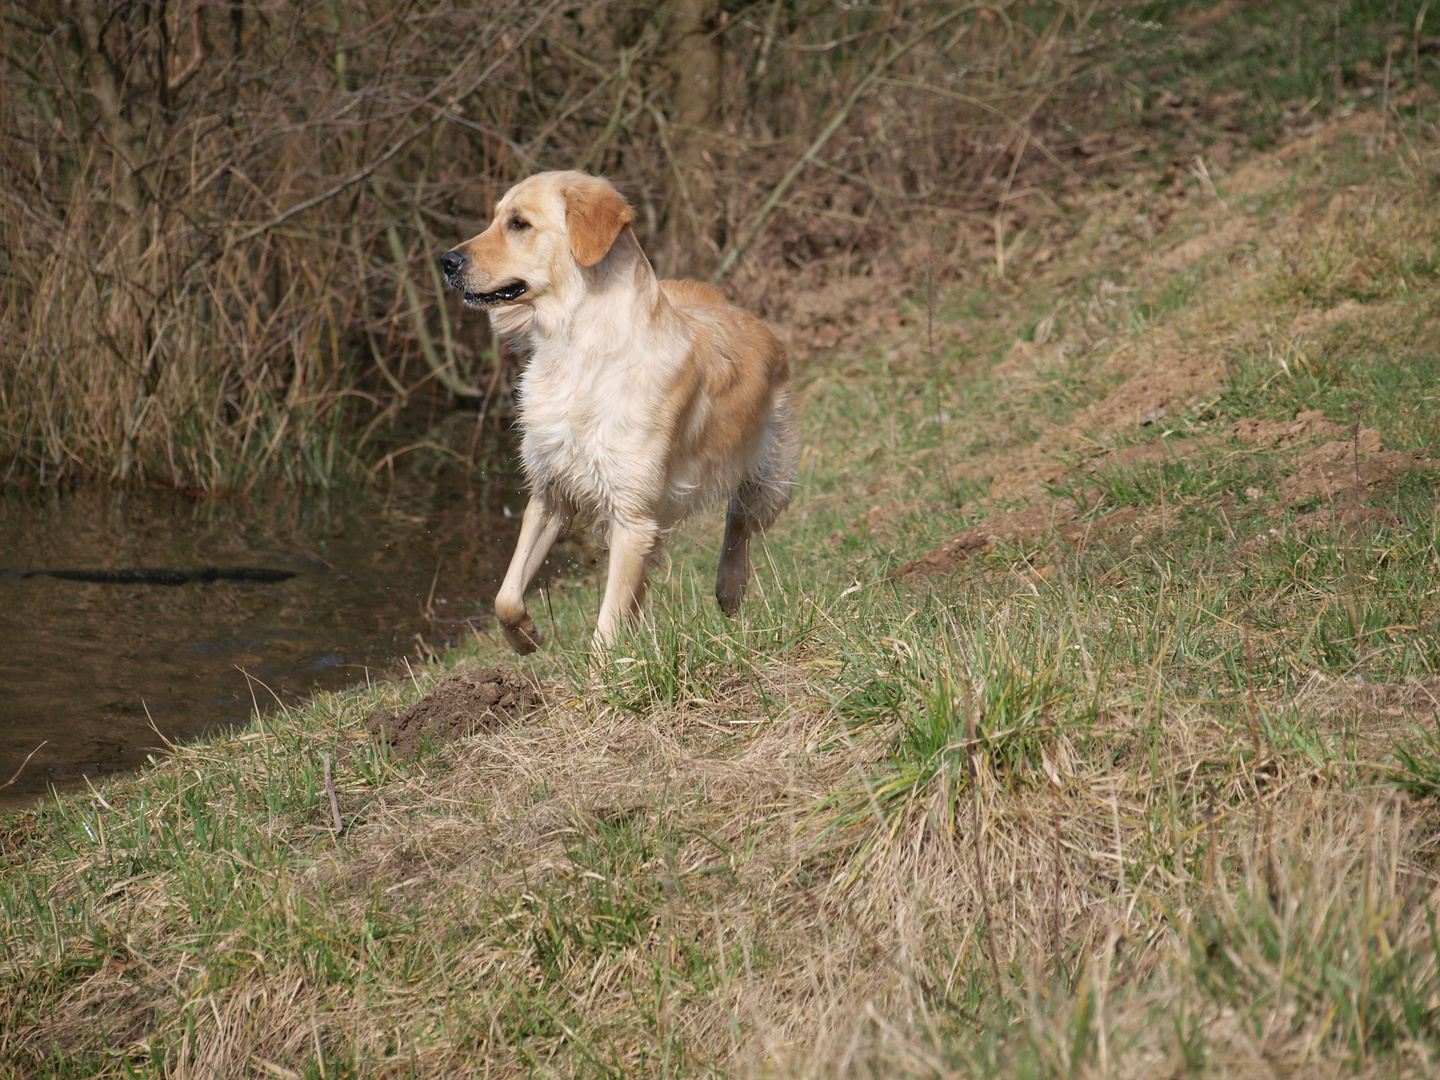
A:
[
  {"left": 496, "top": 495, "right": 571, "bottom": 655},
  {"left": 716, "top": 398, "right": 799, "bottom": 616},
  {"left": 715, "top": 498, "right": 752, "bottom": 617}
]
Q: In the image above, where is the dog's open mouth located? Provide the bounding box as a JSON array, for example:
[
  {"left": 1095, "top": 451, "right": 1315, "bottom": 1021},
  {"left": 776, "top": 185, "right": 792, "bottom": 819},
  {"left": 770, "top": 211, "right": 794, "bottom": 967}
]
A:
[{"left": 463, "top": 281, "right": 528, "bottom": 307}]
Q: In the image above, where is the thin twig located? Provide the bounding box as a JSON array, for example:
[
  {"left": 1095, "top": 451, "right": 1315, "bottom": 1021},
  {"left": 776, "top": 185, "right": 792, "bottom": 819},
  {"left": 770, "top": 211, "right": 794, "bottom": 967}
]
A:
[
  {"left": 323, "top": 753, "right": 343, "bottom": 835},
  {"left": 964, "top": 686, "right": 1004, "bottom": 991},
  {"left": 223, "top": 1, "right": 560, "bottom": 252},
  {"left": 1053, "top": 794, "right": 1064, "bottom": 979},
  {"left": 712, "top": 6, "right": 970, "bottom": 283},
  {"left": 0, "top": 741, "right": 48, "bottom": 791},
  {"left": 1379, "top": 0, "right": 1398, "bottom": 156}
]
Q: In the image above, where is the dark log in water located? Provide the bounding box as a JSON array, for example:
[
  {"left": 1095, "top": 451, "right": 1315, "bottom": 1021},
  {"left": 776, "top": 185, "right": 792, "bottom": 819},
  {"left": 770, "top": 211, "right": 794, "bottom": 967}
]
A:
[{"left": 4, "top": 567, "right": 297, "bottom": 585}]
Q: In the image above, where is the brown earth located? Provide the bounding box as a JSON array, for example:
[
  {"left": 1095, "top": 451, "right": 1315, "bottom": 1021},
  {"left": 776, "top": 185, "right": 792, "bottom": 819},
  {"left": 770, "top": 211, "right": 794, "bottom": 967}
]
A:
[
  {"left": 983, "top": 348, "right": 1226, "bottom": 503},
  {"left": 1229, "top": 409, "right": 1344, "bottom": 448},
  {"left": 368, "top": 667, "right": 543, "bottom": 758},
  {"left": 891, "top": 502, "right": 1152, "bottom": 580},
  {"left": 895, "top": 343, "right": 1228, "bottom": 577},
  {"left": 1276, "top": 429, "right": 1429, "bottom": 507},
  {"left": 891, "top": 504, "right": 1079, "bottom": 578},
  {"left": 873, "top": 110, "right": 1415, "bottom": 585},
  {"left": 1288, "top": 299, "right": 1368, "bottom": 338},
  {"left": 1151, "top": 216, "right": 1256, "bottom": 272},
  {"left": 830, "top": 498, "right": 928, "bottom": 543},
  {"left": 1083, "top": 350, "right": 1225, "bottom": 432},
  {"left": 1104, "top": 435, "right": 1213, "bottom": 467},
  {"left": 898, "top": 419, "right": 1430, "bottom": 578}
]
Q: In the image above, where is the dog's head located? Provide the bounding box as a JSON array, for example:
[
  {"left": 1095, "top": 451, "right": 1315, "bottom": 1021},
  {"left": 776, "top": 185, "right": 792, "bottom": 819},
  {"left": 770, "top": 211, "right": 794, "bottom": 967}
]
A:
[{"left": 440, "top": 171, "right": 635, "bottom": 312}]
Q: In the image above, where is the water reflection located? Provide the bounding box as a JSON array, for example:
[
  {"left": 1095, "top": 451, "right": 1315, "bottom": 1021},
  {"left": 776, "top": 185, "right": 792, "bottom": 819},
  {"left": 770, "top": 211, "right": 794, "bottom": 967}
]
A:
[{"left": 0, "top": 462, "right": 566, "bottom": 807}]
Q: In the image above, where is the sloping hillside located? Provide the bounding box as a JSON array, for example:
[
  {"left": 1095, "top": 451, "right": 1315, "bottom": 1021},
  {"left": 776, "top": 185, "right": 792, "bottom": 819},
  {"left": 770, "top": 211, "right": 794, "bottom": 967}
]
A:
[{"left": 3, "top": 108, "right": 1440, "bottom": 1077}]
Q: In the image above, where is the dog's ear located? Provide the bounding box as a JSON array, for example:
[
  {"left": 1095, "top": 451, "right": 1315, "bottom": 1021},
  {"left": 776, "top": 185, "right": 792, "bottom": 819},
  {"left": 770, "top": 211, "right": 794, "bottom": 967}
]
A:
[{"left": 564, "top": 176, "right": 635, "bottom": 268}]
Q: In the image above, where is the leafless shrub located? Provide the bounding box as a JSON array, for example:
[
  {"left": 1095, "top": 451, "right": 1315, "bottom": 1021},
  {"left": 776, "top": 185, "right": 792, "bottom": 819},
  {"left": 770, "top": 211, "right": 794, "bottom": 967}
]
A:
[{"left": 0, "top": 0, "right": 1128, "bottom": 489}]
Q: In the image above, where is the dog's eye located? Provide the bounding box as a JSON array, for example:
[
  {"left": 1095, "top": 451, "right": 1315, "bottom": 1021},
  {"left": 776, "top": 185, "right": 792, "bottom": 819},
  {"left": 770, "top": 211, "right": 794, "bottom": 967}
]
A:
[{"left": 507, "top": 217, "right": 531, "bottom": 232}]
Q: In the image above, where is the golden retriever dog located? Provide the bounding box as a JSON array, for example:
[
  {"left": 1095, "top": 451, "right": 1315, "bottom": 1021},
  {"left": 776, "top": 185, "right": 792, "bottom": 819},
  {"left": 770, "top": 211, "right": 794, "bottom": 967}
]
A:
[{"left": 440, "top": 171, "right": 798, "bottom": 654}]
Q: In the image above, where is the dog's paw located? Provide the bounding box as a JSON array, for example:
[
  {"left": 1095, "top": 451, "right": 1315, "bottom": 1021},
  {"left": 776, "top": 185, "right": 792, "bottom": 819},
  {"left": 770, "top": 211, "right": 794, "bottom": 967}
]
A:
[
  {"left": 500, "top": 614, "right": 543, "bottom": 655},
  {"left": 715, "top": 566, "right": 747, "bottom": 617}
]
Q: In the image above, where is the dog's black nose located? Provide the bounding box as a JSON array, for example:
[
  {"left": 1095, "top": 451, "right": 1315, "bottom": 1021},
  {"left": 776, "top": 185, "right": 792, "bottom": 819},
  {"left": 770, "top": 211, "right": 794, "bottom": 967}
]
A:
[{"left": 440, "top": 250, "right": 464, "bottom": 278}]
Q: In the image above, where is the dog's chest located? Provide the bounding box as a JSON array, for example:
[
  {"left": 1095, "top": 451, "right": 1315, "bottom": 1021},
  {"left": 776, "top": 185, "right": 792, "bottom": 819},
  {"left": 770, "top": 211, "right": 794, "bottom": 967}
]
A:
[{"left": 516, "top": 350, "right": 668, "bottom": 507}]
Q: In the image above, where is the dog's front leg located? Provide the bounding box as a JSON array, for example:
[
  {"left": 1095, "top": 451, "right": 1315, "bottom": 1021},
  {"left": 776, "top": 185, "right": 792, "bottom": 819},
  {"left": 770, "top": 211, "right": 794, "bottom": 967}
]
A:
[
  {"left": 593, "top": 523, "right": 655, "bottom": 649},
  {"left": 495, "top": 496, "right": 571, "bottom": 655}
]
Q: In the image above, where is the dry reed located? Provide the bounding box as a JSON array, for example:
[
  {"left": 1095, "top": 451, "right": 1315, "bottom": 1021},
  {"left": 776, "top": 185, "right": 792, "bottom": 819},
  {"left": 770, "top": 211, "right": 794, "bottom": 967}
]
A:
[{"left": 1, "top": 0, "right": 1136, "bottom": 490}]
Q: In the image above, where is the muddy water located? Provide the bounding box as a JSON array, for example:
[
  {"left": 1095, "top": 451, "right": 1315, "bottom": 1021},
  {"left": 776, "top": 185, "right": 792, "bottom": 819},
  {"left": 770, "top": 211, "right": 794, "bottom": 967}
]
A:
[{"left": 0, "top": 464, "right": 565, "bottom": 807}]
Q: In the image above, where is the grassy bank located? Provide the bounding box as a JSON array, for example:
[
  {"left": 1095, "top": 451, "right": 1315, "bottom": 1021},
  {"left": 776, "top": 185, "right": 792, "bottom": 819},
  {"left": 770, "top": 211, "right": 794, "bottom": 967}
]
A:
[{"left": 4, "top": 91, "right": 1440, "bottom": 1080}]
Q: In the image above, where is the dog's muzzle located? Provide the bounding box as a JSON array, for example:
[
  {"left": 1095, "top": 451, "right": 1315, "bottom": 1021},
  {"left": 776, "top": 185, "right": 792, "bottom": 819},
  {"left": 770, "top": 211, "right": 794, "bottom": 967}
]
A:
[{"left": 439, "top": 250, "right": 528, "bottom": 307}]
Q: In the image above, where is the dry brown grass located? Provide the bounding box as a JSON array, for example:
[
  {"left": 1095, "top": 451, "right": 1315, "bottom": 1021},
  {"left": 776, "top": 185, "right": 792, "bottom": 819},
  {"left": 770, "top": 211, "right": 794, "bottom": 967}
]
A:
[
  {"left": 3, "top": 8, "right": 1440, "bottom": 1075},
  {"left": 6, "top": 615, "right": 1439, "bottom": 1074},
  {"left": 0, "top": 0, "right": 1143, "bottom": 491}
]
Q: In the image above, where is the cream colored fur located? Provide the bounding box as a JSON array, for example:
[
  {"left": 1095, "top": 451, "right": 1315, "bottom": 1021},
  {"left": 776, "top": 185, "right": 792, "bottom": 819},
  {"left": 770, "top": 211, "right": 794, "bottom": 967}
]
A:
[{"left": 442, "top": 170, "right": 797, "bottom": 653}]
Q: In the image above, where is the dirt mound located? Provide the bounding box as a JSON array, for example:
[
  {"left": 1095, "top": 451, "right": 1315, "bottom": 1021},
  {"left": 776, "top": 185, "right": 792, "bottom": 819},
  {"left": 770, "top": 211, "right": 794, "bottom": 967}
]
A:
[
  {"left": 1229, "top": 409, "right": 1343, "bottom": 448},
  {"left": 368, "top": 667, "right": 543, "bottom": 758},
  {"left": 1276, "top": 430, "right": 1429, "bottom": 507},
  {"left": 829, "top": 498, "right": 926, "bottom": 543},
  {"left": 892, "top": 503, "right": 1078, "bottom": 579},
  {"left": 1066, "top": 350, "right": 1225, "bottom": 445},
  {"left": 903, "top": 423, "right": 1427, "bottom": 580},
  {"left": 984, "top": 351, "right": 1226, "bottom": 502},
  {"left": 892, "top": 501, "right": 1155, "bottom": 580},
  {"left": 1152, "top": 217, "right": 1254, "bottom": 272},
  {"left": 904, "top": 110, "right": 1398, "bottom": 583},
  {"left": 1288, "top": 299, "right": 1367, "bottom": 338},
  {"left": 1103, "top": 436, "right": 1213, "bottom": 467},
  {"left": 1289, "top": 505, "right": 1400, "bottom": 534}
]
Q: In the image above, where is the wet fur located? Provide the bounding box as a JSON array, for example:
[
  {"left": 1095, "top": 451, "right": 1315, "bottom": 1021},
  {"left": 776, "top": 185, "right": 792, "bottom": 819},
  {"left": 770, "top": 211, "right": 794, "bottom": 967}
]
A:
[{"left": 443, "top": 171, "right": 797, "bottom": 652}]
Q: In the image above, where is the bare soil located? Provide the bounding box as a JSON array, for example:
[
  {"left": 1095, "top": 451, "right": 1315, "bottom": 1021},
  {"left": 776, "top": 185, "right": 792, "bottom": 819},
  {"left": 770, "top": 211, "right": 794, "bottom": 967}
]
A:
[
  {"left": 897, "top": 419, "right": 1431, "bottom": 579},
  {"left": 1103, "top": 436, "right": 1214, "bottom": 466},
  {"left": 1288, "top": 298, "right": 1369, "bottom": 337},
  {"left": 898, "top": 396, "right": 1429, "bottom": 581},
  {"left": 892, "top": 504, "right": 1079, "bottom": 579},
  {"left": 1151, "top": 216, "right": 1256, "bottom": 271},
  {"left": 892, "top": 335, "right": 1235, "bottom": 577},
  {"left": 367, "top": 666, "right": 543, "bottom": 758},
  {"left": 1277, "top": 430, "right": 1429, "bottom": 507},
  {"left": 1229, "top": 409, "right": 1344, "bottom": 447},
  {"left": 979, "top": 349, "right": 1227, "bottom": 503}
]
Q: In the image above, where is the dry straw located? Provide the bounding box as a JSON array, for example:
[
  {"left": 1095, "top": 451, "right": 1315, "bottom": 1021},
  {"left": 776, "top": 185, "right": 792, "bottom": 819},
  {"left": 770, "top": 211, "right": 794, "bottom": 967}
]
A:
[{"left": 2, "top": 0, "right": 1111, "bottom": 490}]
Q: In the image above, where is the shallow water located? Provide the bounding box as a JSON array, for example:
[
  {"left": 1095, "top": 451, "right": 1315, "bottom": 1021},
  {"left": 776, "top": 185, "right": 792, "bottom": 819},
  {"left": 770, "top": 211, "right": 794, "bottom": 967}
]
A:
[{"left": 0, "top": 465, "right": 558, "bottom": 807}]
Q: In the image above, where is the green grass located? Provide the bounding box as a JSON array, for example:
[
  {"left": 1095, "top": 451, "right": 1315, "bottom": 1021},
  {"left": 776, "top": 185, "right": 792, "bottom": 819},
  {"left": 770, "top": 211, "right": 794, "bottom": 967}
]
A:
[
  {"left": 5, "top": 88, "right": 1440, "bottom": 1077},
  {"left": 1122, "top": 0, "right": 1437, "bottom": 148}
]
